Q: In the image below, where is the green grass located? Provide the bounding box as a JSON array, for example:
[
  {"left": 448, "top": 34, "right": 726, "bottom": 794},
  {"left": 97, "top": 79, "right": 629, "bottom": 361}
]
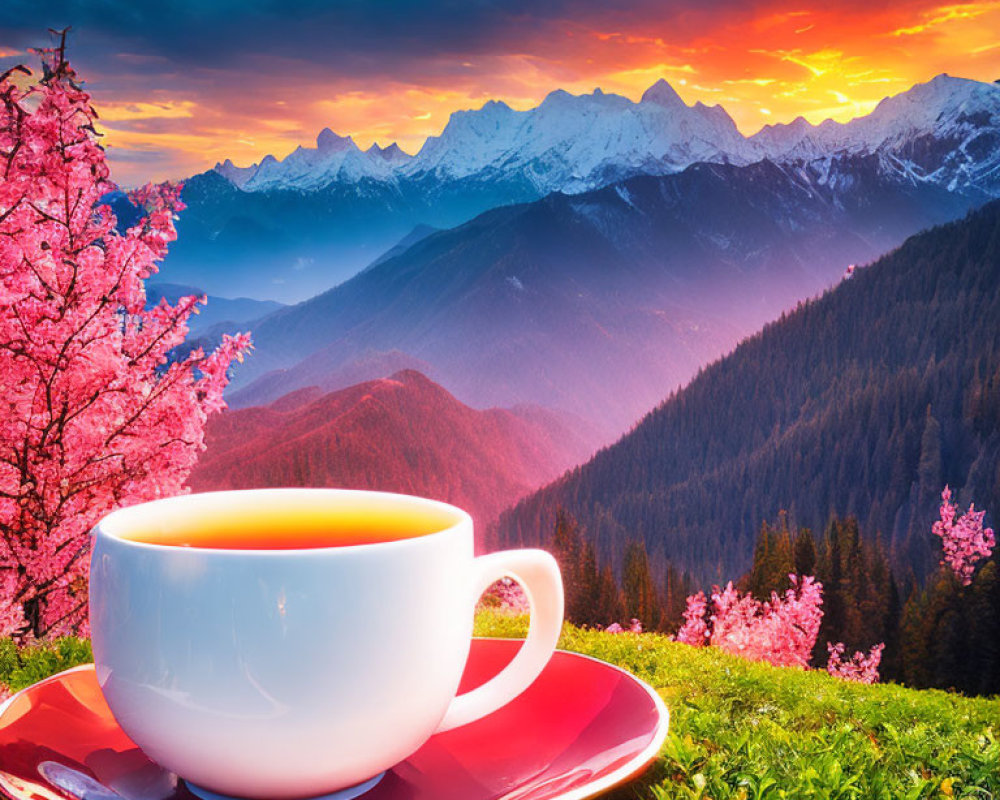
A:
[
  {"left": 3, "top": 616, "right": 998, "bottom": 799},
  {"left": 475, "top": 612, "right": 1000, "bottom": 800},
  {"left": 0, "top": 636, "right": 92, "bottom": 692}
]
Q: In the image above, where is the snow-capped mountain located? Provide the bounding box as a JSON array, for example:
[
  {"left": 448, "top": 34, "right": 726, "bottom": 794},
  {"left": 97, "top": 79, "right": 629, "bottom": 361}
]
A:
[
  {"left": 241, "top": 129, "right": 402, "bottom": 191},
  {"left": 366, "top": 142, "right": 412, "bottom": 167},
  {"left": 410, "top": 80, "right": 754, "bottom": 193},
  {"left": 213, "top": 79, "right": 755, "bottom": 196},
  {"left": 752, "top": 75, "right": 1000, "bottom": 196},
  {"left": 212, "top": 75, "right": 1000, "bottom": 200},
  {"left": 212, "top": 131, "right": 413, "bottom": 193},
  {"left": 173, "top": 74, "right": 1000, "bottom": 302},
  {"left": 214, "top": 158, "right": 257, "bottom": 189}
]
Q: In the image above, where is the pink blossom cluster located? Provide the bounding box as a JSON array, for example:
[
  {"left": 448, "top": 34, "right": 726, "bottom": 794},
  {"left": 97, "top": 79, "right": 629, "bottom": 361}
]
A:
[
  {"left": 826, "top": 642, "right": 884, "bottom": 684},
  {"left": 676, "top": 575, "right": 823, "bottom": 669},
  {"left": 605, "top": 619, "right": 643, "bottom": 634},
  {"left": 479, "top": 577, "right": 529, "bottom": 614},
  {"left": 674, "top": 590, "right": 709, "bottom": 645},
  {"left": 0, "top": 49, "right": 249, "bottom": 637},
  {"left": 932, "top": 486, "right": 994, "bottom": 586}
]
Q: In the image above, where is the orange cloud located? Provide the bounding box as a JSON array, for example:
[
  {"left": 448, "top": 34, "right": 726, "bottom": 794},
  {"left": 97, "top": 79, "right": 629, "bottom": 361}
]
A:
[{"left": 892, "top": 1, "right": 1000, "bottom": 35}]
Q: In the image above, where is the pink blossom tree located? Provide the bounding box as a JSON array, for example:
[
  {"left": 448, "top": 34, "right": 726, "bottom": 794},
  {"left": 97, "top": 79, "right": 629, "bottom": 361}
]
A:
[
  {"left": 826, "top": 642, "right": 884, "bottom": 684},
  {"left": 675, "top": 575, "right": 823, "bottom": 669},
  {"left": 0, "top": 37, "right": 250, "bottom": 639},
  {"left": 932, "top": 486, "right": 994, "bottom": 586}
]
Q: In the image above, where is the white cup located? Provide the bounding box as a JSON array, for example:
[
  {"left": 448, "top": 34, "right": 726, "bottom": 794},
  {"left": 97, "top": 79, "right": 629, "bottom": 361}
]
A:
[{"left": 89, "top": 489, "right": 563, "bottom": 800}]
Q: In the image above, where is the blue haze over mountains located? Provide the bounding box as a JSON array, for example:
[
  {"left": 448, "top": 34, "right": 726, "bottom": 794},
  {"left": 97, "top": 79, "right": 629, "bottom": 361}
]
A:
[
  {"left": 495, "top": 199, "right": 1000, "bottom": 584},
  {"left": 157, "top": 74, "right": 1000, "bottom": 438}
]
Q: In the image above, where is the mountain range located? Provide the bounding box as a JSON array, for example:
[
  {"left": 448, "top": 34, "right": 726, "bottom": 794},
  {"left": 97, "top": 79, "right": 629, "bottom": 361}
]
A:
[
  {"left": 492, "top": 200, "right": 1000, "bottom": 585},
  {"left": 219, "top": 155, "right": 975, "bottom": 436},
  {"left": 188, "top": 370, "right": 598, "bottom": 534},
  {"left": 158, "top": 74, "right": 1000, "bottom": 301},
  {"left": 144, "top": 283, "right": 283, "bottom": 335}
]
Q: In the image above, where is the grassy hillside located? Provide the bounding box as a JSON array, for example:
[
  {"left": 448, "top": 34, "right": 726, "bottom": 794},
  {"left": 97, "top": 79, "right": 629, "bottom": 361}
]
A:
[
  {"left": 2, "top": 616, "right": 998, "bottom": 799},
  {"left": 477, "top": 614, "right": 998, "bottom": 800}
]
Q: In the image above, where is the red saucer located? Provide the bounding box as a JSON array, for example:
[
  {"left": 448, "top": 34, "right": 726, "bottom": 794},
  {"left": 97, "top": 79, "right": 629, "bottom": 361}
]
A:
[{"left": 0, "top": 639, "right": 668, "bottom": 800}]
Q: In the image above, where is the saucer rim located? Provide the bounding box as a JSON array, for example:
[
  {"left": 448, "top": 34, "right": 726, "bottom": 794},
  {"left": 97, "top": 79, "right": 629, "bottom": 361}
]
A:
[{"left": 0, "top": 639, "right": 669, "bottom": 800}]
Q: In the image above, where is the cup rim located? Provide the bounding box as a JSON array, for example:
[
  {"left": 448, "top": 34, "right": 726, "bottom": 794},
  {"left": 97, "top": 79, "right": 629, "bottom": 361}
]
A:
[{"left": 93, "top": 487, "right": 473, "bottom": 556}]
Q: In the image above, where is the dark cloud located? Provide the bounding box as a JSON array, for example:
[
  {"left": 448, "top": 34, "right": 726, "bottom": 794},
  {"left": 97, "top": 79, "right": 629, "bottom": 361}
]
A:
[{"left": 0, "top": 0, "right": 759, "bottom": 79}]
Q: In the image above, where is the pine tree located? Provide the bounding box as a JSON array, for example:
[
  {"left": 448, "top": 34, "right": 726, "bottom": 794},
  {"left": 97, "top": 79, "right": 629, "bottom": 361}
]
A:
[
  {"left": 747, "top": 513, "right": 795, "bottom": 600},
  {"left": 623, "top": 540, "right": 661, "bottom": 630},
  {"left": 966, "top": 560, "right": 999, "bottom": 695},
  {"left": 793, "top": 528, "right": 817, "bottom": 577},
  {"left": 596, "top": 564, "right": 624, "bottom": 626}
]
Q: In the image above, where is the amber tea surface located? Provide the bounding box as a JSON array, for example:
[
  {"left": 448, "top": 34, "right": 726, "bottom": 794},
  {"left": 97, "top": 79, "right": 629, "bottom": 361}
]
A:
[{"left": 120, "top": 500, "right": 458, "bottom": 549}]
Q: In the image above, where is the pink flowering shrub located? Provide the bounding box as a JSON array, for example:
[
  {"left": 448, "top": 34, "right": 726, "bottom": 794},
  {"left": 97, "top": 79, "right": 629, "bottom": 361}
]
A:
[
  {"left": 0, "top": 42, "right": 249, "bottom": 638},
  {"left": 675, "top": 590, "right": 709, "bottom": 645},
  {"left": 478, "top": 577, "right": 529, "bottom": 614},
  {"left": 932, "top": 486, "right": 994, "bottom": 586},
  {"left": 604, "top": 618, "right": 643, "bottom": 634},
  {"left": 826, "top": 642, "right": 884, "bottom": 684},
  {"left": 676, "top": 575, "right": 823, "bottom": 669}
]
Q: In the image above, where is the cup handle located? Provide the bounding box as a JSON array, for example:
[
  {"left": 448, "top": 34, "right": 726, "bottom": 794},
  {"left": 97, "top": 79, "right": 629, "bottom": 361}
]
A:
[{"left": 435, "top": 549, "right": 564, "bottom": 733}]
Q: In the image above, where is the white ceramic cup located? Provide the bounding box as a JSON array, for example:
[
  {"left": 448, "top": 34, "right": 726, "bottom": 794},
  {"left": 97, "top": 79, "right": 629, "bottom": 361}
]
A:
[{"left": 89, "top": 488, "right": 563, "bottom": 800}]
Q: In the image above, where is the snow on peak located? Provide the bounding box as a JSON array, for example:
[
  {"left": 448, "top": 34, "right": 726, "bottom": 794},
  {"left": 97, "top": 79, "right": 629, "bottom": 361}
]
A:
[
  {"left": 213, "top": 74, "right": 1000, "bottom": 198},
  {"left": 367, "top": 142, "right": 413, "bottom": 166},
  {"left": 751, "top": 116, "right": 823, "bottom": 159},
  {"left": 408, "top": 79, "right": 755, "bottom": 191},
  {"left": 214, "top": 158, "right": 257, "bottom": 189},
  {"left": 232, "top": 130, "right": 401, "bottom": 191},
  {"left": 753, "top": 74, "right": 1000, "bottom": 156},
  {"left": 751, "top": 74, "right": 1000, "bottom": 195},
  {"left": 317, "top": 128, "right": 355, "bottom": 152},
  {"left": 641, "top": 79, "right": 685, "bottom": 108}
]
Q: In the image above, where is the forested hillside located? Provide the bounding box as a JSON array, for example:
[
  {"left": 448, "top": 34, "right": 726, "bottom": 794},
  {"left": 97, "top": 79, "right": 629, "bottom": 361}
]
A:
[
  {"left": 495, "top": 201, "right": 1000, "bottom": 584},
  {"left": 189, "top": 370, "right": 596, "bottom": 533}
]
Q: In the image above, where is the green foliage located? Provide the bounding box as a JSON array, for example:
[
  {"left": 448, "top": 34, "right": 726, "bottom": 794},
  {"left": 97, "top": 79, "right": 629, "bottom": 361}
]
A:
[
  {"left": 474, "top": 612, "right": 1000, "bottom": 800},
  {"left": 746, "top": 513, "right": 796, "bottom": 600},
  {"left": 812, "top": 517, "right": 899, "bottom": 670},
  {"left": 551, "top": 508, "right": 625, "bottom": 627},
  {"left": 624, "top": 541, "right": 662, "bottom": 630},
  {"left": 0, "top": 637, "right": 92, "bottom": 691},
  {"left": 900, "top": 562, "right": 1000, "bottom": 694}
]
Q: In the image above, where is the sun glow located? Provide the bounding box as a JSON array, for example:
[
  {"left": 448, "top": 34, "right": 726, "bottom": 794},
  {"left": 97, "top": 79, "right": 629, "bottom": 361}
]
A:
[{"left": 50, "top": 0, "right": 1000, "bottom": 184}]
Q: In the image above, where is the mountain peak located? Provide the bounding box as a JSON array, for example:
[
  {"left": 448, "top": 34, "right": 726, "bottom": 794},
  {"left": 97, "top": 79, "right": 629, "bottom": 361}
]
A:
[
  {"left": 366, "top": 142, "right": 411, "bottom": 162},
  {"left": 540, "top": 88, "right": 573, "bottom": 106},
  {"left": 317, "top": 127, "right": 355, "bottom": 152},
  {"left": 641, "top": 79, "right": 686, "bottom": 108},
  {"left": 480, "top": 99, "right": 512, "bottom": 113}
]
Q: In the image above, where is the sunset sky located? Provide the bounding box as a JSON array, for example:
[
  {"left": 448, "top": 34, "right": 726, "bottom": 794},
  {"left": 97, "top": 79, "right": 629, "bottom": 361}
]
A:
[{"left": 2, "top": 0, "right": 999, "bottom": 185}]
